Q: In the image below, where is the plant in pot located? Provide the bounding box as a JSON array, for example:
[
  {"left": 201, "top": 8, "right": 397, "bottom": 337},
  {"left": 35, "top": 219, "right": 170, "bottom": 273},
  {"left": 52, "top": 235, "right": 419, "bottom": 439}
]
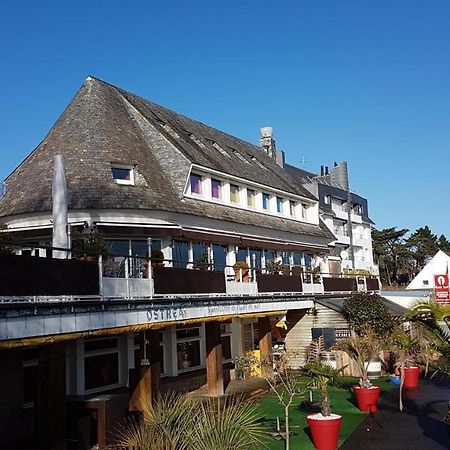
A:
[
  {"left": 303, "top": 360, "right": 343, "bottom": 450},
  {"left": 334, "top": 327, "right": 383, "bottom": 413},
  {"left": 71, "top": 229, "right": 108, "bottom": 261},
  {"left": 389, "top": 328, "right": 425, "bottom": 411},
  {"left": 265, "top": 259, "right": 284, "bottom": 274},
  {"left": 233, "top": 260, "right": 249, "bottom": 282},
  {"left": 193, "top": 251, "right": 210, "bottom": 270}
]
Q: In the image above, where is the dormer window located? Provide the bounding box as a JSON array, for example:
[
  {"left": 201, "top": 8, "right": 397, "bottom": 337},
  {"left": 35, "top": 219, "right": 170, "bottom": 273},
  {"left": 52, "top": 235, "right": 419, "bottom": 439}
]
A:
[
  {"left": 262, "top": 193, "right": 270, "bottom": 210},
  {"left": 190, "top": 174, "right": 202, "bottom": 195},
  {"left": 289, "top": 201, "right": 296, "bottom": 216},
  {"left": 211, "top": 179, "right": 222, "bottom": 199},
  {"left": 230, "top": 184, "right": 240, "bottom": 204},
  {"left": 112, "top": 166, "right": 134, "bottom": 185},
  {"left": 247, "top": 189, "right": 256, "bottom": 208},
  {"left": 301, "top": 203, "right": 308, "bottom": 219},
  {"left": 276, "top": 197, "right": 283, "bottom": 214}
]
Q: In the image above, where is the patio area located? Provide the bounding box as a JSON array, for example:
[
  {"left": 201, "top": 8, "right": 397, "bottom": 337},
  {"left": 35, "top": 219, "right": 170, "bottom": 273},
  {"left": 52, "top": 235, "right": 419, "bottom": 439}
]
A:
[{"left": 342, "top": 376, "right": 450, "bottom": 450}]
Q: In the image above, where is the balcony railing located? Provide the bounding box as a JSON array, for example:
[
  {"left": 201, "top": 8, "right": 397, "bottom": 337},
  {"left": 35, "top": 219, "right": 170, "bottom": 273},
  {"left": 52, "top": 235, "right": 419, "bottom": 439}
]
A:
[{"left": 0, "top": 249, "right": 381, "bottom": 299}]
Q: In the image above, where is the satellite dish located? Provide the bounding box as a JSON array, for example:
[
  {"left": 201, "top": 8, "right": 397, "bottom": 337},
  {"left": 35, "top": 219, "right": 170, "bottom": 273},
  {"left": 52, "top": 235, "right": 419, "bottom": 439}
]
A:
[{"left": 340, "top": 250, "right": 349, "bottom": 260}]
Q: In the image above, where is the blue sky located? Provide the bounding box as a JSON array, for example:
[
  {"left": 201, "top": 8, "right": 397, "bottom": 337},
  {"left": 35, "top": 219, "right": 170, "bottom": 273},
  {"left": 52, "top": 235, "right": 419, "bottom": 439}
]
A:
[{"left": 1, "top": 1, "right": 449, "bottom": 236}]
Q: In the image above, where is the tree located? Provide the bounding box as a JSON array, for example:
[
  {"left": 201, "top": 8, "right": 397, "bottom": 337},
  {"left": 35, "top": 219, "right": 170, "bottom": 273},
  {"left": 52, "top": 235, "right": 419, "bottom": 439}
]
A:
[
  {"left": 334, "top": 327, "right": 383, "bottom": 389},
  {"left": 438, "top": 234, "right": 450, "bottom": 252},
  {"left": 302, "top": 360, "right": 343, "bottom": 417},
  {"left": 343, "top": 293, "right": 396, "bottom": 337},
  {"left": 372, "top": 227, "right": 409, "bottom": 285},
  {"left": 253, "top": 352, "right": 305, "bottom": 450},
  {"left": 405, "top": 226, "right": 439, "bottom": 273}
]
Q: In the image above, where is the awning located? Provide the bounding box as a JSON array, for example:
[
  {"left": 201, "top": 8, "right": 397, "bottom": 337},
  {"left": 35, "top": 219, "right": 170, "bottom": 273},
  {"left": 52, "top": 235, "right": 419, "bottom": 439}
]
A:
[{"left": 0, "top": 310, "right": 288, "bottom": 349}]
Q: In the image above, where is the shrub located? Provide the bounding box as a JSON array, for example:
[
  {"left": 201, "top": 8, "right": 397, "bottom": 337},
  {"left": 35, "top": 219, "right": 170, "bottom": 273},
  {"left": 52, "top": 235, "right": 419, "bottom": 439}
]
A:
[{"left": 343, "top": 293, "right": 395, "bottom": 337}]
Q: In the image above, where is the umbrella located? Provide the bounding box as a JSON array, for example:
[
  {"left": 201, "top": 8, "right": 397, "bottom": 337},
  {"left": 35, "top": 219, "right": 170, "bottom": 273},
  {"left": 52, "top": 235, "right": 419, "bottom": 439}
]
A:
[{"left": 52, "top": 155, "right": 69, "bottom": 258}]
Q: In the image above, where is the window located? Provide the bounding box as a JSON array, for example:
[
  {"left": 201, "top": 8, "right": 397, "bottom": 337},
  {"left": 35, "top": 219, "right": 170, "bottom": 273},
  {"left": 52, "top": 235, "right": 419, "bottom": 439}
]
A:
[
  {"left": 212, "top": 244, "right": 227, "bottom": 271},
  {"left": 282, "top": 251, "right": 291, "bottom": 265},
  {"left": 211, "top": 179, "right": 222, "bottom": 199},
  {"left": 84, "top": 337, "right": 120, "bottom": 391},
  {"left": 276, "top": 197, "right": 283, "bottom": 214},
  {"left": 176, "top": 326, "right": 202, "bottom": 371},
  {"left": 193, "top": 242, "right": 210, "bottom": 269},
  {"left": 221, "top": 322, "right": 232, "bottom": 361},
  {"left": 249, "top": 248, "right": 262, "bottom": 269},
  {"left": 112, "top": 166, "right": 134, "bottom": 185},
  {"left": 301, "top": 203, "right": 308, "bottom": 219},
  {"left": 289, "top": 201, "right": 296, "bottom": 216},
  {"left": 173, "top": 240, "right": 189, "bottom": 268},
  {"left": 262, "top": 193, "right": 270, "bottom": 210},
  {"left": 324, "top": 195, "right": 331, "bottom": 205},
  {"left": 247, "top": 189, "right": 256, "bottom": 208},
  {"left": 190, "top": 174, "right": 202, "bottom": 195},
  {"left": 292, "top": 251, "right": 303, "bottom": 266},
  {"left": 134, "top": 332, "right": 166, "bottom": 375},
  {"left": 230, "top": 184, "right": 240, "bottom": 204}
]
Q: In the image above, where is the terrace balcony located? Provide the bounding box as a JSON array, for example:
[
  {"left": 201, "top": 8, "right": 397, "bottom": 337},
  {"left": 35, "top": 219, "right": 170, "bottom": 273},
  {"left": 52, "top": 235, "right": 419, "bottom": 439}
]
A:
[{"left": 0, "top": 252, "right": 381, "bottom": 300}]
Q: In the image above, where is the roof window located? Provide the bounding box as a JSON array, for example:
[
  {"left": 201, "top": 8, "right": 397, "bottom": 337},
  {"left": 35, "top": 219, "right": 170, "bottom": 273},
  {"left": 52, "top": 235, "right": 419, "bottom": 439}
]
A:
[
  {"left": 212, "top": 141, "right": 230, "bottom": 157},
  {"left": 162, "top": 123, "right": 180, "bottom": 139},
  {"left": 189, "top": 133, "right": 208, "bottom": 150},
  {"left": 251, "top": 156, "right": 268, "bottom": 171},
  {"left": 112, "top": 165, "right": 134, "bottom": 185},
  {"left": 233, "top": 151, "right": 250, "bottom": 164}
]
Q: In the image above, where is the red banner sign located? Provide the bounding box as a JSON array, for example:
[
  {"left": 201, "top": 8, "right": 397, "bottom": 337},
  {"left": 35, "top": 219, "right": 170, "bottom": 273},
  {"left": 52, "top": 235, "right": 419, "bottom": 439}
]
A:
[{"left": 434, "top": 274, "right": 450, "bottom": 303}]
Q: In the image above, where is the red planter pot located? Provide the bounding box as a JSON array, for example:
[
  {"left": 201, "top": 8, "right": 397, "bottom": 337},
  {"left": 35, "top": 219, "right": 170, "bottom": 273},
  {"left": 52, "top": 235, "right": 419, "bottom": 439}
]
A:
[
  {"left": 307, "top": 414, "right": 342, "bottom": 450},
  {"left": 353, "top": 385, "right": 381, "bottom": 413},
  {"left": 403, "top": 367, "right": 420, "bottom": 389}
]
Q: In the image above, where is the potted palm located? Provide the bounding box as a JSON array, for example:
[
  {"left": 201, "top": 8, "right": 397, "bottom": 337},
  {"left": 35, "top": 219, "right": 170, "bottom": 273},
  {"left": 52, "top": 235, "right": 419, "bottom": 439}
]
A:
[
  {"left": 334, "top": 327, "right": 383, "bottom": 412},
  {"left": 303, "top": 360, "right": 343, "bottom": 450},
  {"left": 71, "top": 230, "right": 108, "bottom": 261}
]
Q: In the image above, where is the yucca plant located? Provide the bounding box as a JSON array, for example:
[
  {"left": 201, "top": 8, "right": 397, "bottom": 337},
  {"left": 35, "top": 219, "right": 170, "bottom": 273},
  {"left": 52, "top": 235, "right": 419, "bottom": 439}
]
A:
[
  {"left": 111, "top": 392, "right": 265, "bottom": 450},
  {"left": 192, "top": 396, "right": 267, "bottom": 450},
  {"left": 112, "top": 392, "right": 195, "bottom": 450}
]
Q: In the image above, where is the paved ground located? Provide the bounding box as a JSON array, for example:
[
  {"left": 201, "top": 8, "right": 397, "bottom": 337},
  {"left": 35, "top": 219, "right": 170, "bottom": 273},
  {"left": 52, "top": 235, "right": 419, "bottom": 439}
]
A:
[{"left": 342, "top": 376, "right": 450, "bottom": 449}]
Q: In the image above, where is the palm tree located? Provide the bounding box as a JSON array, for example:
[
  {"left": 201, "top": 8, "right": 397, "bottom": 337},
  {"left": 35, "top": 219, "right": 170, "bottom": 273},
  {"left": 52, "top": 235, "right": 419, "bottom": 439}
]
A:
[
  {"left": 403, "top": 301, "right": 450, "bottom": 419},
  {"left": 334, "top": 327, "right": 382, "bottom": 389},
  {"left": 111, "top": 392, "right": 266, "bottom": 450},
  {"left": 302, "top": 360, "right": 343, "bottom": 417},
  {"left": 408, "top": 301, "right": 450, "bottom": 376}
]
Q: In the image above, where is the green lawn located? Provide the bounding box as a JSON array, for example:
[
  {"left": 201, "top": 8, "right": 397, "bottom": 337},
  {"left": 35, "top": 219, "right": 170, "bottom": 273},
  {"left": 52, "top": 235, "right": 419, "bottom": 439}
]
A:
[{"left": 255, "top": 377, "right": 396, "bottom": 449}]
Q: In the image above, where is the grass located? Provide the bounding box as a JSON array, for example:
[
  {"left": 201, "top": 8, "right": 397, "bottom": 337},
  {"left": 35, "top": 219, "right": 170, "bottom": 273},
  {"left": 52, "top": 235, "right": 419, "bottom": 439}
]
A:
[{"left": 255, "top": 376, "right": 397, "bottom": 449}]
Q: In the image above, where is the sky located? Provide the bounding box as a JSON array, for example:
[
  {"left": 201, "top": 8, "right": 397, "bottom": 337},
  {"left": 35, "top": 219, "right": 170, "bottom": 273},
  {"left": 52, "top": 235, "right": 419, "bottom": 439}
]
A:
[{"left": 1, "top": 1, "right": 449, "bottom": 236}]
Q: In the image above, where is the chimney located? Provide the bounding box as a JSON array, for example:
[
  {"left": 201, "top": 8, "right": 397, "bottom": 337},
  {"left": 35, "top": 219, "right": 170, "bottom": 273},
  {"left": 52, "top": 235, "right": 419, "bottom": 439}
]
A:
[
  {"left": 320, "top": 165, "right": 324, "bottom": 176},
  {"left": 330, "top": 161, "right": 349, "bottom": 191},
  {"left": 259, "top": 127, "right": 276, "bottom": 158},
  {"left": 275, "top": 150, "right": 285, "bottom": 168},
  {"left": 325, "top": 166, "right": 329, "bottom": 176}
]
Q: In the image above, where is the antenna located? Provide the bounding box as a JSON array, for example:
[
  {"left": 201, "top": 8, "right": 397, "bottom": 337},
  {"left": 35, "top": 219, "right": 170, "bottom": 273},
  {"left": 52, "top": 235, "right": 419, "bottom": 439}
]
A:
[{"left": 299, "top": 153, "right": 309, "bottom": 169}]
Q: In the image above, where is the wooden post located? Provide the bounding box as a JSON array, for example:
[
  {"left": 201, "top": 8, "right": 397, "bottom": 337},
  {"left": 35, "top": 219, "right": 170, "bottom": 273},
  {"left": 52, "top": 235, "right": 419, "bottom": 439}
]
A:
[
  {"left": 36, "top": 343, "right": 67, "bottom": 450},
  {"left": 147, "top": 329, "right": 161, "bottom": 404},
  {"left": 129, "top": 331, "right": 161, "bottom": 414},
  {"left": 258, "top": 316, "right": 273, "bottom": 377},
  {"left": 205, "top": 321, "right": 224, "bottom": 396}
]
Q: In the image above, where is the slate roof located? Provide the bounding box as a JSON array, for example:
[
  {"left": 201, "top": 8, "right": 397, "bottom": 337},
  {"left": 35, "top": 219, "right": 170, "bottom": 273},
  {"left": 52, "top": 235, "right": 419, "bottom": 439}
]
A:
[
  {"left": 0, "top": 77, "right": 333, "bottom": 240},
  {"left": 315, "top": 296, "right": 407, "bottom": 318}
]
